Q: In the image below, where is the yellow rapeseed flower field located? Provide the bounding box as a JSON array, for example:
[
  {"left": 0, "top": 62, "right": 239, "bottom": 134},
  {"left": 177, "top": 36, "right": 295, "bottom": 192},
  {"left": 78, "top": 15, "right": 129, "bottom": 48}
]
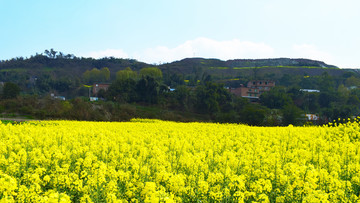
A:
[{"left": 1, "top": 119, "right": 360, "bottom": 202}]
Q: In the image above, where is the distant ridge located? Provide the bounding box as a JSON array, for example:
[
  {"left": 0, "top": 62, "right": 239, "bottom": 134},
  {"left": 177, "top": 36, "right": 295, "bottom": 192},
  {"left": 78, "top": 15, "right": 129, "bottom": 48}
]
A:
[
  {"left": 225, "top": 58, "right": 338, "bottom": 68},
  {"left": 167, "top": 57, "right": 338, "bottom": 69},
  {"left": 0, "top": 54, "right": 345, "bottom": 83}
]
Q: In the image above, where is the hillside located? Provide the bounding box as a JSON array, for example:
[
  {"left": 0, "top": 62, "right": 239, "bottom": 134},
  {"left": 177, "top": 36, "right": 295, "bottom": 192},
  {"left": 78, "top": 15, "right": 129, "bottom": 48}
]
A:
[
  {"left": 161, "top": 57, "right": 338, "bottom": 70},
  {"left": 158, "top": 57, "right": 351, "bottom": 83},
  {"left": 0, "top": 54, "right": 347, "bottom": 80},
  {"left": 0, "top": 54, "right": 149, "bottom": 81},
  {"left": 0, "top": 52, "right": 356, "bottom": 90},
  {"left": 158, "top": 57, "right": 341, "bottom": 76}
]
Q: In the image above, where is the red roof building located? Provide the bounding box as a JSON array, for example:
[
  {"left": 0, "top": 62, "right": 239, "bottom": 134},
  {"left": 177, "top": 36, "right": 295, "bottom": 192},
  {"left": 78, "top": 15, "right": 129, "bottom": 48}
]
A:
[
  {"left": 92, "top": 83, "right": 110, "bottom": 95},
  {"left": 229, "top": 80, "right": 275, "bottom": 98}
]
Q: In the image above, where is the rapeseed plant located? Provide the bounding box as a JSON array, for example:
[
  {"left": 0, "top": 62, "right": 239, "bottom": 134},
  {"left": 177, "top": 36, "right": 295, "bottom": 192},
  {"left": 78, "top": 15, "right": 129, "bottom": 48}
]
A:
[{"left": 1, "top": 119, "right": 360, "bottom": 202}]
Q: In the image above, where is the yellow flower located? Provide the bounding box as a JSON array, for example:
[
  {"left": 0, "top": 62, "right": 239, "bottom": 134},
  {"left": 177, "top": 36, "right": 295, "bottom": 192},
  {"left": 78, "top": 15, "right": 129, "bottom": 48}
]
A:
[{"left": 1, "top": 119, "right": 360, "bottom": 202}]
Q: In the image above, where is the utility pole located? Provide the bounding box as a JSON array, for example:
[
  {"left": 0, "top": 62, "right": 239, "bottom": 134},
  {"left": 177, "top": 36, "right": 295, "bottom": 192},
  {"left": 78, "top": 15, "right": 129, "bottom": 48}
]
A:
[{"left": 83, "top": 85, "right": 92, "bottom": 99}]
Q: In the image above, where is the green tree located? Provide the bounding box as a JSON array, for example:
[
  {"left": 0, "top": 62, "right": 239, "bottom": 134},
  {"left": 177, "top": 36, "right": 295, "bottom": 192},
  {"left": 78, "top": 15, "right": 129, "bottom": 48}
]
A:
[
  {"left": 330, "top": 104, "right": 353, "bottom": 121},
  {"left": 136, "top": 76, "right": 160, "bottom": 104},
  {"left": 52, "top": 78, "right": 72, "bottom": 92},
  {"left": 164, "top": 73, "right": 184, "bottom": 87},
  {"left": 282, "top": 104, "right": 305, "bottom": 126},
  {"left": 194, "top": 82, "right": 232, "bottom": 115},
  {"left": 35, "top": 74, "right": 53, "bottom": 93},
  {"left": 107, "top": 78, "right": 137, "bottom": 103},
  {"left": 100, "top": 67, "right": 110, "bottom": 81},
  {"left": 139, "top": 67, "right": 163, "bottom": 81},
  {"left": 318, "top": 92, "right": 337, "bottom": 108},
  {"left": 83, "top": 68, "right": 109, "bottom": 83},
  {"left": 116, "top": 67, "right": 138, "bottom": 81},
  {"left": 239, "top": 104, "right": 267, "bottom": 126},
  {"left": 286, "top": 86, "right": 306, "bottom": 108},
  {"left": 260, "top": 87, "right": 292, "bottom": 109},
  {"left": 337, "top": 84, "right": 350, "bottom": 104},
  {"left": 279, "top": 74, "right": 301, "bottom": 87},
  {"left": 302, "top": 92, "right": 320, "bottom": 113},
  {"left": 299, "top": 76, "right": 318, "bottom": 89},
  {"left": 172, "top": 85, "right": 190, "bottom": 111},
  {"left": 2, "top": 82, "right": 21, "bottom": 99},
  {"left": 345, "top": 76, "right": 360, "bottom": 87},
  {"left": 44, "top": 48, "right": 57, "bottom": 58},
  {"left": 347, "top": 95, "right": 360, "bottom": 106},
  {"left": 318, "top": 72, "right": 335, "bottom": 92},
  {"left": 83, "top": 68, "right": 101, "bottom": 83},
  {"left": 195, "top": 85, "right": 219, "bottom": 114}
]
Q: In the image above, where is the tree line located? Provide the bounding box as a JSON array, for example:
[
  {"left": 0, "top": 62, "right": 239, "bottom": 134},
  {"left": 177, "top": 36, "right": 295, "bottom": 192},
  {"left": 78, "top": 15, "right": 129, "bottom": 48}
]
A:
[{"left": 1, "top": 51, "right": 360, "bottom": 125}]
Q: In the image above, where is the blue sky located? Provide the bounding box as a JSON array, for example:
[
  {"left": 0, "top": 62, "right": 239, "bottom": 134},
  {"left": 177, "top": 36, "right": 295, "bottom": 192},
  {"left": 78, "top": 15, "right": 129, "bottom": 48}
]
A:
[{"left": 1, "top": 0, "right": 359, "bottom": 68}]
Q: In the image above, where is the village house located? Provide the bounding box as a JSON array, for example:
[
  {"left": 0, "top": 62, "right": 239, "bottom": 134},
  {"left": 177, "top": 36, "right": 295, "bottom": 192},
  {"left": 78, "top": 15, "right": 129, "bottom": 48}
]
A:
[
  {"left": 229, "top": 80, "right": 275, "bottom": 98},
  {"left": 92, "top": 83, "right": 110, "bottom": 95}
]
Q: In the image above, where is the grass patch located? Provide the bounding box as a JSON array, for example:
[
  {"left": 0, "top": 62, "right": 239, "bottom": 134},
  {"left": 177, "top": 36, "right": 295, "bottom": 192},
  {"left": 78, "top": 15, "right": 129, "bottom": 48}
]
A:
[
  {"left": 131, "top": 104, "right": 210, "bottom": 122},
  {"left": 43, "top": 66, "right": 55, "bottom": 72},
  {"left": 209, "top": 67, "right": 230, "bottom": 70},
  {"left": 232, "top": 66, "right": 337, "bottom": 70},
  {"left": 0, "top": 68, "right": 27, "bottom": 72},
  {"left": 0, "top": 120, "right": 20, "bottom": 125}
]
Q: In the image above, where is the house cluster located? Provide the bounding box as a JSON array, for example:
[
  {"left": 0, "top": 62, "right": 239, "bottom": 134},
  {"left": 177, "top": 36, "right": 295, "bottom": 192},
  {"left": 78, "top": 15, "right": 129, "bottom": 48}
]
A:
[
  {"left": 228, "top": 80, "right": 324, "bottom": 122},
  {"left": 229, "top": 80, "right": 276, "bottom": 99}
]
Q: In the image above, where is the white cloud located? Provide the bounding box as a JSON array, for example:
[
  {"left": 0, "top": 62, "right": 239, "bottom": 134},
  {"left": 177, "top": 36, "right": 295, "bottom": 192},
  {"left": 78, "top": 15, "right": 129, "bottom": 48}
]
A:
[
  {"left": 134, "top": 37, "right": 275, "bottom": 64},
  {"left": 79, "top": 40, "right": 344, "bottom": 67},
  {"left": 84, "top": 49, "right": 129, "bottom": 59},
  {"left": 292, "top": 44, "right": 334, "bottom": 64},
  {"left": 82, "top": 39, "right": 341, "bottom": 67},
  {"left": 80, "top": 38, "right": 275, "bottom": 64}
]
